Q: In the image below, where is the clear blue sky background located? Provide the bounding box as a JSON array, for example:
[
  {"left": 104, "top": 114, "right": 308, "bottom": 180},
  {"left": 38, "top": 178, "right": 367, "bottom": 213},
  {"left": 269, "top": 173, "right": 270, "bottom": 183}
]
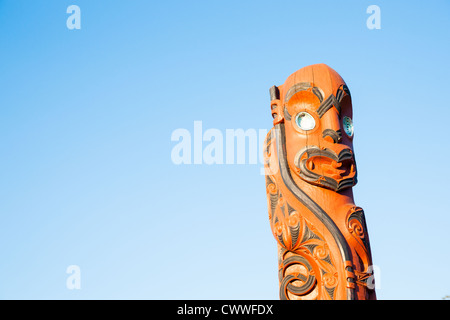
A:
[{"left": 0, "top": 0, "right": 449, "bottom": 300}]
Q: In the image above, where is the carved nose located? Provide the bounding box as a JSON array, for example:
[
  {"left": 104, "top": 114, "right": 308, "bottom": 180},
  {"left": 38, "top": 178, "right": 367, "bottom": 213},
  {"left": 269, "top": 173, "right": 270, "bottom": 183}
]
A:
[
  {"left": 323, "top": 129, "right": 342, "bottom": 143},
  {"left": 322, "top": 108, "right": 342, "bottom": 143}
]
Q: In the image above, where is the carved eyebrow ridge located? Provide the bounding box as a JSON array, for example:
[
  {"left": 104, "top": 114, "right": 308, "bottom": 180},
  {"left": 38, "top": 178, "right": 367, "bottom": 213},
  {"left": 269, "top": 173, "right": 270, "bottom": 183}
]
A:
[
  {"left": 285, "top": 82, "right": 311, "bottom": 103},
  {"left": 316, "top": 85, "right": 351, "bottom": 118},
  {"left": 285, "top": 83, "right": 325, "bottom": 103},
  {"left": 317, "top": 95, "right": 340, "bottom": 118}
]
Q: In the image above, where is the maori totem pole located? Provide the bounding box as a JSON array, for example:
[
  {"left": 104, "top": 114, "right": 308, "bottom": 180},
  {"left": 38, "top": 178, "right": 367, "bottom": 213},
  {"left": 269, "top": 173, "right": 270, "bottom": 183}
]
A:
[{"left": 264, "top": 64, "right": 376, "bottom": 300}]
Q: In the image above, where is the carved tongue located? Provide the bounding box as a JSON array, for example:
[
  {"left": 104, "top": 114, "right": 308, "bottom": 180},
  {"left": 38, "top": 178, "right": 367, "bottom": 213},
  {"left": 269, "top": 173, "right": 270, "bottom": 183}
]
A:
[
  {"left": 322, "top": 161, "right": 345, "bottom": 179},
  {"left": 332, "top": 161, "right": 342, "bottom": 169}
]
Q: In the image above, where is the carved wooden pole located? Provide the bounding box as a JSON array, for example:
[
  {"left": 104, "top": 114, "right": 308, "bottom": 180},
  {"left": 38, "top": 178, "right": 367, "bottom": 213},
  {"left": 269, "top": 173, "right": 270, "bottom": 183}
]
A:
[{"left": 264, "top": 64, "right": 376, "bottom": 300}]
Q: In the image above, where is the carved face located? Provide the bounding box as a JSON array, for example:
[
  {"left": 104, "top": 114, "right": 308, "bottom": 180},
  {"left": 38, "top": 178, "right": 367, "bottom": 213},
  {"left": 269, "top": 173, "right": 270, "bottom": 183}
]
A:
[{"left": 271, "top": 64, "right": 357, "bottom": 192}]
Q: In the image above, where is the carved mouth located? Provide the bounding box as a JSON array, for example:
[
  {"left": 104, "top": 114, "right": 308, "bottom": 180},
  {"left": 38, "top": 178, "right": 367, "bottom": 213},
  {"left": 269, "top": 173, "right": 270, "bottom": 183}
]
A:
[{"left": 295, "top": 146, "right": 357, "bottom": 191}]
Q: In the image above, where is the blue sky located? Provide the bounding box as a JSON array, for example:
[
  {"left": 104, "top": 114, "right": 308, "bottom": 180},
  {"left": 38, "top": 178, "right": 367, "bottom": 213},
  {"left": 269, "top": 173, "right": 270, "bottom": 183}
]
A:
[{"left": 0, "top": 0, "right": 449, "bottom": 299}]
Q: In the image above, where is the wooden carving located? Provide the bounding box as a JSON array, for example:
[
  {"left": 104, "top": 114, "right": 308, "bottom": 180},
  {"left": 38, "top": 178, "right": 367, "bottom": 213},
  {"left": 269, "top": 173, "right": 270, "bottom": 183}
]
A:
[{"left": 264, "top": 64, "right": 376, "bottom": 300}]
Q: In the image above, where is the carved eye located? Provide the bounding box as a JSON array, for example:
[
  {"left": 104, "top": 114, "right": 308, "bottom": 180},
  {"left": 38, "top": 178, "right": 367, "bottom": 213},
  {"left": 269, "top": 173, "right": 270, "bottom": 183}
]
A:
[
  {"left": 295, "top": 112, "right": 315, "bottom": 131},
  {"left": 343, "top": 116, "right": 354, "bottom": 137}
]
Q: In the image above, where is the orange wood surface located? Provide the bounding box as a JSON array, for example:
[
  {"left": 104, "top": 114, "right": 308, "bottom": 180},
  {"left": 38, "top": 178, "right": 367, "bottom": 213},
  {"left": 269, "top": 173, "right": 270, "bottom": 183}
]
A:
[{"left": 265, "top": 64, "right": 376, "bottom": 300}]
